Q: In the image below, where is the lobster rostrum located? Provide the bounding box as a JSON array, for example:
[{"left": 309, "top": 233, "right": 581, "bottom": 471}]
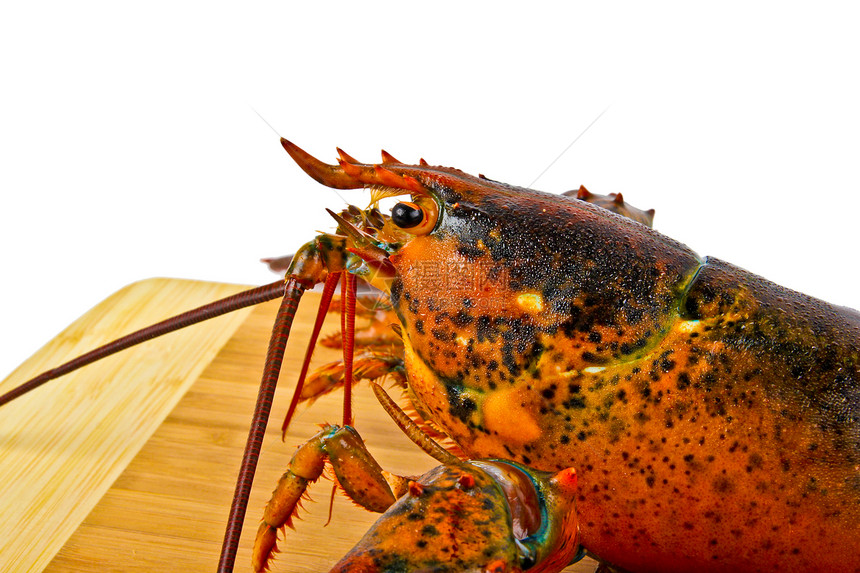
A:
[
  {"left": 255, "top": 383, "right": 581, "bottom": 573},
  {"left": 278, "top": 140, "right": 860, "bottom": 572}
]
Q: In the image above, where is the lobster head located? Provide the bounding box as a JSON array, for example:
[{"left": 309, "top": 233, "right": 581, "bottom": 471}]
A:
[{"left": 281, "top": 139, "right": 702, "bottom": 459}]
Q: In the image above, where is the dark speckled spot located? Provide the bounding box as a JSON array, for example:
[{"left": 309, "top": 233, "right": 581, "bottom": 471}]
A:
[
  {"left": 408, "top": 298, "right": 420, "bottom": 314},
  {"left": 432, "top": 328, "right": 453, "bottom": 342},
  {"left": 451, "top": 310, "right": 474, "bottom": 327},
  {"left": 445, "top": 379, "right": 478, "bottom": 423},
  {"left": 457, "top": 244, "right": 485, "bottom": 259},
  {"left": 476, "top": 316, "right": 496, "bottom": 343},
  {"left": 713, "top": 476, "right": 734, "bottom": 493},
  {"left": 582, "top": 351, "right": 609, "bottom": 364}
]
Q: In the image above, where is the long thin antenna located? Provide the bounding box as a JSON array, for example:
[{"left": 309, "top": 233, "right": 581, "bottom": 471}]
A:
[
  {"left": 251, "top": 106, "right": 282, "bottom": 138},
  {"left": 528, "top": 105, "right": 611, "bottom": 187},
  {"left": 252, "top": 106, "right": 350, "bottom": 204}
]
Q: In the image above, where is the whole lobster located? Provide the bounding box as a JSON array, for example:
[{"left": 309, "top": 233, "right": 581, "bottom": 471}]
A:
[
  {"left": 2, "top": 138, "right": 858, "bottom": 572},
  {"left": 270, "top": 140, "right": 860, "bottom": 572}
]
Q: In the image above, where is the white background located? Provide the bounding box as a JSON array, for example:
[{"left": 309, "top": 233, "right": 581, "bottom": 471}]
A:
[{"left": 2, "top": 2, "right": 858, "bottom": 381}]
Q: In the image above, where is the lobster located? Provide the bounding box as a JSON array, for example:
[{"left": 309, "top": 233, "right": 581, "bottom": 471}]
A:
[{"left": 1, "top": 137, "right": 858, "bottom": 572}]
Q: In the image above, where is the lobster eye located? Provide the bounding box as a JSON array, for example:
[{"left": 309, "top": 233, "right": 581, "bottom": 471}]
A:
[
  {"left": 390, "top": 197, "right": 439, "bottom": 235},
  {"left": 391, "top": 202, "right": 425, "bottom": 228}
]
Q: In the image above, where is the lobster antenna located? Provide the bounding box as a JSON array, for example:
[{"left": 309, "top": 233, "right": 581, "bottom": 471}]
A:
[
  {"left": 250, "top": 106, "right": 282, "bottom": 139},
  {"left": 0, "top": 280, "right": 288, "bottom": 407},
  {"left": 249, "top": 107, "right": 351, "bottom": 205},
  {"left": 528, "top": 104, "right": 611, "bottom": 187},
  {"left": 218, "top": 276, "right": 307, "bottom": 573}
]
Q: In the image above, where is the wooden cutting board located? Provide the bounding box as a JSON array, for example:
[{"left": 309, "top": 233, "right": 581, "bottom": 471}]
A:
[{"left": 0, "top": 278, "right": 597, "bottom": 573}]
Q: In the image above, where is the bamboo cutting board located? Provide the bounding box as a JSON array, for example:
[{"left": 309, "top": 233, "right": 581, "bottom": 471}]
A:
[{"left": 0, "top": 278, "right": 597, "bottom": 573}]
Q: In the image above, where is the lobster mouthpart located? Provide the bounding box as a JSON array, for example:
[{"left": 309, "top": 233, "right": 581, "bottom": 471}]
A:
[{"left": 325, "top": 209, "right": 398, "bottom": 291}]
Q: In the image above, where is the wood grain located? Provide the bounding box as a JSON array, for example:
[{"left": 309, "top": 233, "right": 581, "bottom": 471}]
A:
[{"left": 0, "top": 278, "right": 597, "bottom": 572}]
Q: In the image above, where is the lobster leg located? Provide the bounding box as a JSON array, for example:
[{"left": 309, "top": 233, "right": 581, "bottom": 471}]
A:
[
  {"left": 281, "top": 271, "right": 342, "bottom": 438},
  {"left": 297, "top": 349, "right": 406, "bottom": 402},
  {"left": 341, "top": 272, "right": 357, "bottom": 426},
  {"left": 253, "top": 424, "right": 409, "bottom": 572},
  {"left": 280, "top": 277, "right": 401, "bottom": 435},
  {"left": 321, "top": 310, "right": 402, "bottom": 348},
  {"left": 282, "top": 279, "right": 405, "bottom": 426}
]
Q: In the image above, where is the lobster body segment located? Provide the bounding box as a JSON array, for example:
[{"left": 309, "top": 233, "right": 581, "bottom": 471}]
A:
[{"left": 282, "top": 141, "right": 860, "bottom": 572}]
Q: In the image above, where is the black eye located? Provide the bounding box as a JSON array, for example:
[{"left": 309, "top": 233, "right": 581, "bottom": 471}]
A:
[{"left": 391, "top": 202, "right": 424, "bottom": 228}]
